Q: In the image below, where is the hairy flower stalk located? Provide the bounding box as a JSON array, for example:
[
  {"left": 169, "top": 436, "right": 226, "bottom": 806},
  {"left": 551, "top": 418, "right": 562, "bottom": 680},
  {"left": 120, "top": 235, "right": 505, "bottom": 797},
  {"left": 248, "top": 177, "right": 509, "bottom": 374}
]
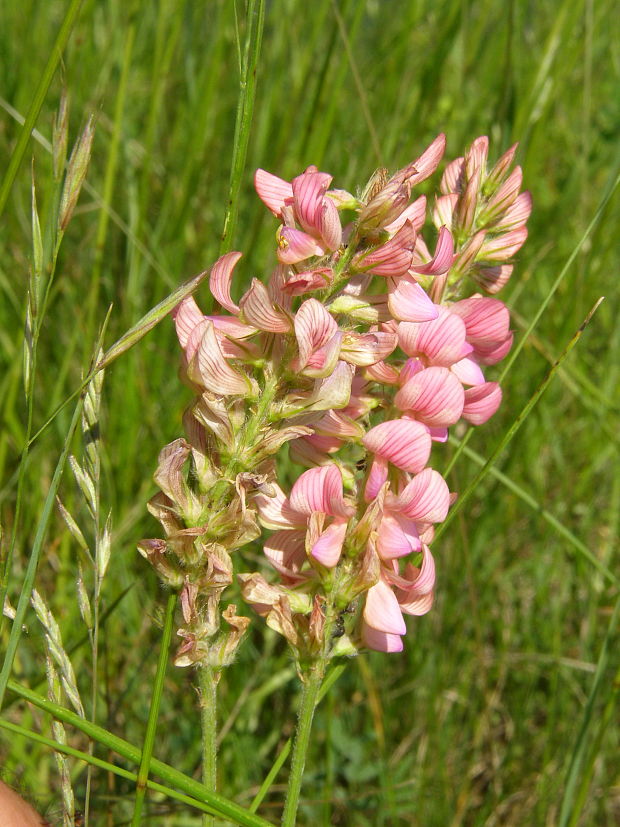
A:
[{"left": 140, "top": 134, "right": 529, "bottom": 821}]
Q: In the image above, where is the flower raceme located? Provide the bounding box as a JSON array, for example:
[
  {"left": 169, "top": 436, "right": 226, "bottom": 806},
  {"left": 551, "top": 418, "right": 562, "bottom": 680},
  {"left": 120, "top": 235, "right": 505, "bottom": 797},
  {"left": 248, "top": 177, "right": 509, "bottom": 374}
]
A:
[{"left": 140, "top": 134, "right": 530, "bottom": 661}]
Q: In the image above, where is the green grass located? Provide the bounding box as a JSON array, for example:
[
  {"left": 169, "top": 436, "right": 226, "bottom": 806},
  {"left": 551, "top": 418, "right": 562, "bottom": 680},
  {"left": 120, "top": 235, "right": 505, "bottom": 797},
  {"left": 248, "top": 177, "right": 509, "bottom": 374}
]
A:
[{"left": 1, "top": 0, "right": 619, "bottom": 824}]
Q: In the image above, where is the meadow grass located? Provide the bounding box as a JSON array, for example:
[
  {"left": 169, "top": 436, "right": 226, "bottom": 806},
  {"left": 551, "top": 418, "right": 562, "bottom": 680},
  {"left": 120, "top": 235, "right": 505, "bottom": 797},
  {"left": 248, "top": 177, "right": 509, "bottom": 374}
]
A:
[{"left": 1, "top": 0, "right": 619, "bottom": 824}]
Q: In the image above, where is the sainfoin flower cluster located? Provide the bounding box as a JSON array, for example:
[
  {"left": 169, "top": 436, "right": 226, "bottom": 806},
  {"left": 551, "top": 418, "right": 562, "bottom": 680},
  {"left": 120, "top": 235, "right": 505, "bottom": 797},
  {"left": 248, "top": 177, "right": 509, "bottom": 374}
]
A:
[{"left": 140, "top": 135, "right": 529, "bottom": 664}]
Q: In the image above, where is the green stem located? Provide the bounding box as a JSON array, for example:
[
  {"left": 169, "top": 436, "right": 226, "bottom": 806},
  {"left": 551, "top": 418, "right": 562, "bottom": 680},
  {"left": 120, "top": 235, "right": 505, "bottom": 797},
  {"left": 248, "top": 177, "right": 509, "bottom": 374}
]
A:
[
  {"left": 198, "top": 664, "right": 219, "bottom": 827},
  {"left": 281, "top": 660, "right": 326, "bottom": 827}
]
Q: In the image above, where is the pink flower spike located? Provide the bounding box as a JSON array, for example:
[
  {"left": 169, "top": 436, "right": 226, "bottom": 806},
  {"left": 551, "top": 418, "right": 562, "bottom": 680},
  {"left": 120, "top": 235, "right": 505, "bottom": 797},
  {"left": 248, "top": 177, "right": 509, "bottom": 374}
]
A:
[
  {"left": 410, "top": 226, "right": 454, "bottom": 276},
  {"left": 172, "top": 295, "right": 204, "bottom": 349},
  {"left": 289, "top": 464, "right": 354, "bottom": 518},
  {"left": 277, "top": 226, "right": 325, "bottom": 264},
  {"left": 364, "top": 580, "right": 407, "bottom": 635},
  {"left": 361, "top": 621, "right": 404, "bottom": 653},
  {"left": 210, "top": 251, "right": 242, "bottom": 314},
  {"left": 254, "top": 168, "right": 293, "bottom": 216},
  {"left": 393, "top": 468, "right": 451, "bottom": 523},
  {"left": 462, "top": 382, "right": 502, "bottom": 424},
  {"left": 388, "top": 275, "right": 439, "bottom": 322},
  {"left": 394, "top": 366, "right": 465, "bottom": 427},
  {"left": 293, "top": 298, "right": 338, "bottom": 370},
  {"left": 310, "top": 519, "right": 348, "bottom": 567},
  {"left": 363, "top": 419, "right": 432, "bottom": 473},
  {"left": 239, "top": 278, "right": 292, "bottom": 332}
]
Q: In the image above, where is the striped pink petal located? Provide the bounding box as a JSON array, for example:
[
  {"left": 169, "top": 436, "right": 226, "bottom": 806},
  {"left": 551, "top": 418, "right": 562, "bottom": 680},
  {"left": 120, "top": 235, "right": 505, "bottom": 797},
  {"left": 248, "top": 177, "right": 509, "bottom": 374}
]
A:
[
  {"left": 462, "top": 382, "right": 502, "bottom": 424},
  {"left": 432, "top": 193, "right": 458, "bottom": 229},
  {"left": 303, "top": 332, "right": 342, "bottom": 378},
  {"left": 289, "top": 464, "right": 354, "bottom": 518},
  {"left": 406, "top": 133, "right": 446, "bottom": 186},
  {"left": 306, "top": 361, "right": 355, "bottom": 412},
  {"left": 277, "top": 226, "right": 325, "bottom": 264},
  {"left": 293, "top": 299, "right": 338, "bottom": 370},
  {"left": 363, "top": 419, "right": 431, "bottom": 473},
  {"left": 440, "top": 156, "right": 465, "bottom": 194},
  {"left": 385, "top": 547, "right": 435, "bottom": 597},
  {"left": 486, "top": 143, "right": 518, "bottom": 189},
  {"left": 195, "top": 321, "right": 252, "bottom": 395},
  {"left": 339, "top": 330, "right": 398, "bottom": 367},
  {"left": 410, "top": 226, "right": 454, "bottom": 276},
  {"left": 493, "top": 190, "right": 532, "bottom": 232},
  {"left": 172, "top": 295, "right": 204, "bottom": 348},
  {"left": 394, "top": 366, "right": 465, "bottom": 427},
  {"left": 387, "top": 275, "right": 439, "bottom": 322},
  {"left": 254, "top": 484, "right": 306, "bottom": 529},
  {"left": 357, "top": 221, "right": 416, "bottom": 277},
  {"left": 393, "top": 468, "right": 450, "bottom": 523},
  {"left": 318, "top": 197, "right": 342, "bottom": 250},
  {"left": 254, "top": 168, "right": 293, "bottom": 216},
  {"left": 364, "top": 456, "right": 389, "bottom": 502},
  {"left": 283, "top": 267, "right": 333, "bottom": 295},
  {"left": 292, "top": 169, "right": 332, "bottom": 232},
  {"left": 384, "top": 195, "right": 427, "bottom": 235},
  {"left": 365, "top": 360, "right": 401, "bottom": 384},
  {"left": 239, "top": 278, "right": 292, "bottom": 332},
  {"left": 210, "top": 252, "right": 242, "bottom": 314},
  {"left": 472, "top": 263, "right": 513, "bottom": 294},
  {"left": 363, "top": 580, "right": 407, "bottom": 635},
  {"left": 398, "top": 309, "right": 472, "bottom": 366},
  {"left": 479, "top": 226, "right": 528, "bottom": 261},
  {"left": 310, "top": 519, "right": 347, "bottom": 567},
  {"left": 484, "top": 166, "right": 523, "bottom": 218},
  {"left": 264, "top": 530, "right": 308, "bottom": 582},
  {"left": 361, "top": 621, "right": 404, "bottom": 653},
  {"left": 450, "top": 297, "right": 510, "bottom": 347}
]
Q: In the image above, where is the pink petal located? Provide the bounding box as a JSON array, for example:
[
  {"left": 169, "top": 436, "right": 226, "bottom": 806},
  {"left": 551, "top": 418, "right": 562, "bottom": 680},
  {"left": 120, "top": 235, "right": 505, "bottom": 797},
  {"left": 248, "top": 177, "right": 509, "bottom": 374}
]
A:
[
  {"left": 440, "top": 156, "right": 465, "bottom": 194},
  {"left": 377, "top": 512, "right": 421, "bottom": 559},
  {"left": 357, "top": 221, "right": 416, "bottom": 277},
  {"left": 410, "top": 226, "right": 454, "bottom": 276},
  {"left": 363, "top": 580, "right": 407, "bottom": 635},
  {"left": 254, "top": 168, "right": 293, "bottom": 216},
  {"left": 239, "top": 278, "right": 292, "bottom": 332},
  {"left": 306, "top": 361, "right": 355, "bottom": 412},
  {"left": 172, "top": 295, "right": 204, "bottom": 349},
  {"left": 384, "top": 195, "right": 427, "bottom": 235},
  {"left": 194, "top": 321, "right": 252, "bottom": 395},
  {"left": 361, "top": 621, "right": 404, "bottom": 653},
  {"left": 364, "top": 456, "right": 389, "bottom": 501},
  {"left": 393, "top": 468, "right": 451, "bottom": 523},
  {"left": 462, "top": 382, "right": 502, "bottom": 424},
  {"left": 254, "top": 484, "right": 306, "bottom": 530},
  {"left": 394, "top": 366, "right": 465, "bottom": 427},
  {"left": 292, "top": 168, "right": 332, "bottom": 232},
  {"left": 479, "top": 227, "right": 528, "bottom": 261},
  {"left": 264, "top": 530, "right": 308, "bottom": 582},
  {"left": 289, "top": 464, "right": 354, "bottom": 518},
  {"left": 283, "top": 267, "right": 333, "bottom": 295},
  {"left": 486, "top": 143, "right": 518, "bottom": 189},
  {"left": 363, "top": 419, "right": 432, "bottom": 473},
  {"left": 398, "top": 309, "right": 472, "bottom": 366},
  {"left": 303, "top": 332, "right": 342, "bottom": 378},
  {"left": 432, "top": 193, "right": 458, "bottom": 229},
  {"left": 472, "top": 263, "right": 513, "bottom": 294},
  {"left": 293, "top": 299, "right": 339, "bottom": 370},
  {"left": 485, "top": 166, "right": 523, "bottom": 217},
  {"left": 451, "top": 356, "right": 486, "bottom": 385},
  {"left": 365, "top": 360, "right": 401, "bottom": 384},
  {"left": 318, "top": 197, "right": 342, "bottom": 250},
  {"left": 339, "top": 330, "right": 399, "bottom": 367},
  {"left": 387, "top": 276, "right": 439, "bottom": 322},
  {"left": 493, "top": 190, "right": 532, "bottom": 232},
  {"left": 310, "top": 519, "right": 347, "bottom": 567},
  {"left": 450, "top": 297, "right": 510, "bottom": 347},
  {"left": 277, "top": 226, "right": 325, "bottom": 264},
  {"left": 406, "top": 133, "right": 446, "bottom": 186},
  {"left": 289, "top": 434, "right": 343, "bottom": 467},
  {"left": 209, "top": 252, "right": 242, "bottom": 314}
]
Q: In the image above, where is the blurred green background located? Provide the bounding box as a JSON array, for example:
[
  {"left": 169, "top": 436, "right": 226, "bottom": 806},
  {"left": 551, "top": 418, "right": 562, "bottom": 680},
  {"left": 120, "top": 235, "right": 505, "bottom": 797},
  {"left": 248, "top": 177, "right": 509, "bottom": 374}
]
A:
[{"left": 1, "top": 0, "right": 619, "bottom": 824}]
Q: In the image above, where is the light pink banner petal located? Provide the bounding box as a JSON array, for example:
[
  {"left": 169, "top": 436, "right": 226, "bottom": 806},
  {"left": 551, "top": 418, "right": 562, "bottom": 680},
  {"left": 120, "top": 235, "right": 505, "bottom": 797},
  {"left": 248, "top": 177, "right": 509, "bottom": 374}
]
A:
[
  {"left": 462, "top": 382, "right": 502, "bottom": 424},
  {"left": 294, "top": 299, "right": 339, "bottom": 369},
  {"left": 239, "top": 278, "right": 292, "bottom": 332},
  {"left": 410, "top": 226, "right": 454, "bottom": 276},
  {"left": 363, "top": 419, "right": 432, "bottom": 473},
  {"left": 196, "top": 321, "right": 251, "bottom": 395},
  {"left": 172, "top": 295, "right": 203, "bottom": 348},
  {"left": 277, "top": 227, "right": 325, "bottom": 264},
  {"left": 310, "top": 519, "right": 347, "bottom": 567},
  {"left": 363, "top": 580, "right": 407, "bottom": 635},
  {"left": 395, "top": 468, "right": 451, "bottom": 523},
  {"left": 209, "top": 251, "right": 242, "bottom": 314},
  {"left": 254, "top": 168, "right": 293, "bottom": 216},
  {"left": 388, "top": 276, "right": 439, "bottom": 323},
  {"left": 361, "top": 621, "right": 404, "bottom": 653},
  {"left": 394, "top": 366, "right": 465, "bottom": 427},
  {"left": 451, "top": 356, "right": 486, "bottom": 386},
  {"left": 377, "top": 512, "right": 421, "bottom": 560}
]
